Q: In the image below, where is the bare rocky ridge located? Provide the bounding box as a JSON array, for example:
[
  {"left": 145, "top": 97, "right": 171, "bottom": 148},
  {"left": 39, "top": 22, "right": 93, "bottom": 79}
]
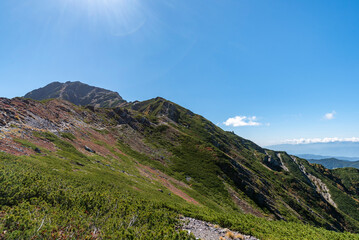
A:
[{"left": 24, "top": 81, "right": 126, "bottom": 108}]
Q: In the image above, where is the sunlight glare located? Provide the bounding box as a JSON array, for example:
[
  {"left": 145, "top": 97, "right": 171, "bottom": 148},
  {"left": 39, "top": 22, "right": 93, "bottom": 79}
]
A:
[{"left": 61, "top": 0, "right": 147, "bottom": 36}]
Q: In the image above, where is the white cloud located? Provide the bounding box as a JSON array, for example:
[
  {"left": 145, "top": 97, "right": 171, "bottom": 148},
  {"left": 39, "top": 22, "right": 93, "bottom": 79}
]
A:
[
  {"left": 324, "top": 111, "right": 336, "bottom": 120},
  {"left": 282, "top": 137, "right": 359, "bottom": 145},
  {"left": 223, "top": 116, "right": 261, "bottom": 127}
]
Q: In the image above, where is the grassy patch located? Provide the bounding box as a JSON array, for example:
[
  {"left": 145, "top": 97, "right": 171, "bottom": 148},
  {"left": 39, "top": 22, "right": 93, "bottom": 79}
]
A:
[{"left": 60, "top": 132, "right": 76, "bottom": 141}]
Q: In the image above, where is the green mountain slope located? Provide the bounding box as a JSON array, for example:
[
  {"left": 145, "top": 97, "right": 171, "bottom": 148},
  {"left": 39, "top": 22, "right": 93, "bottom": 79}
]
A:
[{"left": 1, "top": 95, "right": 359, "bottom": 239}]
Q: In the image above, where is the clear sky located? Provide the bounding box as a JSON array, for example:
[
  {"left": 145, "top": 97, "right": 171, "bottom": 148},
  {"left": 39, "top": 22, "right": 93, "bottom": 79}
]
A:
[{"left": 1, "top": 0, "right": 359, "bottom": 146}]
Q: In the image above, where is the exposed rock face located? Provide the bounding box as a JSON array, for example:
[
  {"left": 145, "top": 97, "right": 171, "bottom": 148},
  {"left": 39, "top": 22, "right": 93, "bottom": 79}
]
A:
[
  {"left": 263, "top": 151, "right": 288, "bottom": 172},
  {"left": 308, "top": 173, "right": 338, "bottom": 208},
  {"left": 0, "top": 97, "right": 87, "bottom": 133},
  {"left": 24, "top": 81, "right": 126, "bottom": 108},
  {"left": 292, "top": 156, "right": 337, "bottom": 208},
  {"left": 158, "top": 100, "right": 180, "bottom": 122},
  {"left": 277, "top": 153, "right": 289, "bottom": 171}
]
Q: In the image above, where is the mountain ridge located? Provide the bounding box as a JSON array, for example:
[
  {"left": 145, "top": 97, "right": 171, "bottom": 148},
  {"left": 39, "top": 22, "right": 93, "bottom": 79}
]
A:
[{"left": 2, "top": 82, "right": 359, "bottom": 238}]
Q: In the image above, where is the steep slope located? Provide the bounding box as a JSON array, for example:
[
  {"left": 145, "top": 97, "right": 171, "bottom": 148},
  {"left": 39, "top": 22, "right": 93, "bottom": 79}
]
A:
[
  {"left": 24, "top": 81, "right": 126, "bottom": 108},
  {"left": 333, "top": 168, "right": 359, "bottom": 197},
  {"left": 1, "top": 96, "right": 359, "bottom": 239},
  {"left": 124, "top": 98, "right": 359, "bottom": 231}
]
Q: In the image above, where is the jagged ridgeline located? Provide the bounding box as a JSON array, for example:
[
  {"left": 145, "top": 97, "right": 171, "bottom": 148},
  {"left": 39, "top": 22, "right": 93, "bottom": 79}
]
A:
[{"left": 0, "top": 82, "right": 359, "bottom": 239}]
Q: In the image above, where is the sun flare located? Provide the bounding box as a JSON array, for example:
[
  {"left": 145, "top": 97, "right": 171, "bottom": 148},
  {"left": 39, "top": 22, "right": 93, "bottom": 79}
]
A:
[{"left": 60, "top": 0, "right": 147, "bottom": 36}]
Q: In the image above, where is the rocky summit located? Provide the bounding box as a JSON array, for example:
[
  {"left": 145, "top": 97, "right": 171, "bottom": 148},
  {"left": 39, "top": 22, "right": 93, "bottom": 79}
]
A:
[
  {"left": 1, "top": 83, "right": 359, "bottom": 239},
  {"left": 24, "top": 81, "right": 126, "bottom": 108}
]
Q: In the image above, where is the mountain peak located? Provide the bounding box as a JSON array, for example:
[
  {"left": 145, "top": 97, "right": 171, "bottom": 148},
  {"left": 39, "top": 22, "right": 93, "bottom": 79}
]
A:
[{"left": 24, "top": 81, "right": 126, "bottom": 108}]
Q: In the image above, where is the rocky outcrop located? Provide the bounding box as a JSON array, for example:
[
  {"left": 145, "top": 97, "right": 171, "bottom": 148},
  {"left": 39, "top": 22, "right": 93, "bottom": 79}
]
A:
[
  {"left": 158, "top": 100, "right": 181, "bottom": 123},
  {"left": 292, "top": 156, "right": 337, "bottom": 208},
  {"left": 307, "top": 173, "right": 337, "bottom": 208},
  {"left": 277, "top": 153, "right": 289, "bottom": 171},
  {"left": 263, "top": 151, "right": 288, "bottom": 172}
]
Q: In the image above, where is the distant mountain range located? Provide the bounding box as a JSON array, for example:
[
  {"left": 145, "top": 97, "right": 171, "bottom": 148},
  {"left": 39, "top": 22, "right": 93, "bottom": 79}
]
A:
[
  {"left": 307, "top": 158, "right": 359, "bottom": 169},
  {"left": 24, "top": 81, "right": 126, "bottom": 108},
  {"left": 268, "top": 142, "right": 359, "bottom": 159},
  {"left": 297, "top": 154, "right": 359, "bottom": 161}
]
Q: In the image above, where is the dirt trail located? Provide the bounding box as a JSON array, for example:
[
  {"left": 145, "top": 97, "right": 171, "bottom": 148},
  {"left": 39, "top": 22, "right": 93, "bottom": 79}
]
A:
[{"left": 181, "top": 217, "right": 259, "bottom": 240}]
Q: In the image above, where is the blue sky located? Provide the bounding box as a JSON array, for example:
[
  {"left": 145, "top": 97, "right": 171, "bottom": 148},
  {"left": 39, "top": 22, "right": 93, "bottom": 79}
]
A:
[{"left": 1, "top": 0, "right": 359, "bottom": 146}]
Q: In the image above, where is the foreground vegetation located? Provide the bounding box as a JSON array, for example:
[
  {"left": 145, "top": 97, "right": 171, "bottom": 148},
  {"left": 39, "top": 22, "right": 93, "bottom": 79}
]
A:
[{"left": 1, "top": 131, "right": 359, "bottom": 239}]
